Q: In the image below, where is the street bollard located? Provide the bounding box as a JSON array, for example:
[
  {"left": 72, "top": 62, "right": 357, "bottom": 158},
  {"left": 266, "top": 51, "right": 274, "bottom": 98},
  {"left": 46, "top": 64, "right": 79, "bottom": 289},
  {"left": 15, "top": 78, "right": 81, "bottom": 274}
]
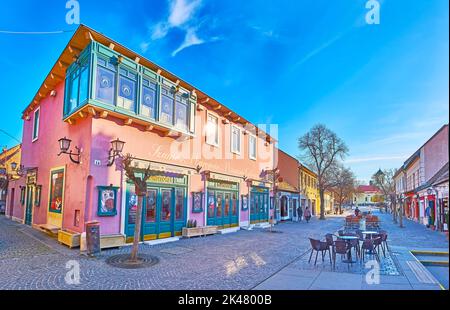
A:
[{"left": 85, "top": 221, "right": 101, "bottom": 256}]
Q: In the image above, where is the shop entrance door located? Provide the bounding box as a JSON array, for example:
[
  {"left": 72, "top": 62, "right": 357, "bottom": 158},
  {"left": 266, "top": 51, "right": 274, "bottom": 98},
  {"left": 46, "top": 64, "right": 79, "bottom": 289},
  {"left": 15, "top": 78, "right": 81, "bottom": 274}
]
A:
[
  {"left": 206, "top": 190, "right": 239, "bottom": 228},
  {"left": 250, "top": 189, "right": 269, "bottom": 224}
]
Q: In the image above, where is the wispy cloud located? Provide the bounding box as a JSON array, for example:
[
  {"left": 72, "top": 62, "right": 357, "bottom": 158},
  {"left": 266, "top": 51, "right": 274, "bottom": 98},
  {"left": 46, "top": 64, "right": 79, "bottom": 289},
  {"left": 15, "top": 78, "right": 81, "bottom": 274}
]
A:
[
  {"left": 345, "top": 155, "right": 407, "bottom": 164},
  {"left": 141, "top": 0, "right": 214, "bottom": 56},
  {"left": 249, "top": 24, "right": 280, "bottom": 40},
  {"left": 171, "top": 27, "right": 205, "bottom": 56},
  {"left": 294, "top": 33, "right": 343, "bottom": 68}
]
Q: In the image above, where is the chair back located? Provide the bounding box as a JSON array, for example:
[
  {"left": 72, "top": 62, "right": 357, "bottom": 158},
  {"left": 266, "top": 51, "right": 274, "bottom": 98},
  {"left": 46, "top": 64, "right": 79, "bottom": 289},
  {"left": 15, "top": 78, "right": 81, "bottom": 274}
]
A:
[
  {"left": 361, "top": 239, "right": 374, "bottom": 251},
  {"left": 373, "top": 237, "right": 382, "bottom": 246},
  {"left": 334, "top": 240, "right": 348, "bottom": 254},
  {"left": 309, "top": 238, "right": 321, "bottom": 251},
  {"left": 325, "top": 234, "right": 334, "bottom": 246}
]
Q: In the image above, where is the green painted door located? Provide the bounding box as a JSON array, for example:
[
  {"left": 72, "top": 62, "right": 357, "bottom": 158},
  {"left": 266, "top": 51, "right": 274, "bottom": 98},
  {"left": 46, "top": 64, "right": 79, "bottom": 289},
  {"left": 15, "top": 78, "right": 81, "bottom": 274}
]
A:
[
  {"left": 141, "top": 188, "right": 158, "bottom": 240},
  {"left": 250, "top": 187, "right": 269, "bottom": 224},
  {"left": 206, "top": 190, "right": 239, "bottom": 227},
  {"left": 158, "top": 188, "right": 173, "bottom": 238},
  {"left": 25, "top": 186, "right": 33, "bottom": 226}
]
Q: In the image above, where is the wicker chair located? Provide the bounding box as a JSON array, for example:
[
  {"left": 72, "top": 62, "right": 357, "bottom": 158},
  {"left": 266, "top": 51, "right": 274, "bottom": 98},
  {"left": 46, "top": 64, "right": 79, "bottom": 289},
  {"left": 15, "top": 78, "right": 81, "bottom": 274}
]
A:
[{"left": 309, "top": 238, "right": 332, "bottom": 265}]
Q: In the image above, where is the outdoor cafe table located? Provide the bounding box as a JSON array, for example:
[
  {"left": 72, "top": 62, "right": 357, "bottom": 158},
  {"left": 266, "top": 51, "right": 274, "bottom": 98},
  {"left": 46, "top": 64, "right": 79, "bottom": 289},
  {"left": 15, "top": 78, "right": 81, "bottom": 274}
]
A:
[
  {"left": 361, "top": 231, "right": 379, "bottom": 254},
  {"left": 336, "top": 235, "right": 359, "bottom": 264}
]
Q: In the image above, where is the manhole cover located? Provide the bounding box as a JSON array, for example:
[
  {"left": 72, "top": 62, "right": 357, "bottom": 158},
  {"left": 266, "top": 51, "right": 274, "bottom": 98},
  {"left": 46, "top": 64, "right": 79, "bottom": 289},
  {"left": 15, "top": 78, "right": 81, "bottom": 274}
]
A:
[{"left": 105, "top": 254, "right": 159, "bottom": 269}]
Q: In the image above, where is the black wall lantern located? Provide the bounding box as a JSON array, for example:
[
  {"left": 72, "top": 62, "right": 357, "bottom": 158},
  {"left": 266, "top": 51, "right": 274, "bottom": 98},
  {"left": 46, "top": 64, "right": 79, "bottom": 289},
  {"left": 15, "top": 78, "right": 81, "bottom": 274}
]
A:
[
  {"left": 58, "top": 137, "right": 81, "bottom": 164},
  {"left": 10, "top": 162, "right": 25, "bottom": 177},
  {"left": 107, "top": 138, "right": 126, "bottom": 166}
]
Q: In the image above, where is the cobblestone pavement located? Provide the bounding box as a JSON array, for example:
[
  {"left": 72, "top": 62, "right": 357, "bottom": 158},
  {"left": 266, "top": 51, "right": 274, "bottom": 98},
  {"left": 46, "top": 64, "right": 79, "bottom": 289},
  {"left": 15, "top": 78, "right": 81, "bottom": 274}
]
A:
[
  {"left": 1, "top": 211, "right": 447, "bottom": 290},
  {"left": 0, "top": 215, "right": 343, "bottom": 290}
]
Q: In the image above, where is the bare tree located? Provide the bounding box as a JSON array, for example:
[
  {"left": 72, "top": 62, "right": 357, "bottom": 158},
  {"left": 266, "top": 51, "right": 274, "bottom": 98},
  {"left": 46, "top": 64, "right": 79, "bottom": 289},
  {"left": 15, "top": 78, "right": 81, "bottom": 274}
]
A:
[
  {"left": 121, "top": 154, "right": 153, "bottom": 262},
  {"left": 371, "top": 169, "right": 398, "bottom": 225},
  {"left": 298, "top": 124, "right": 349, "bottom": 220},
  {"left": 328, "top": 164, "right": 357, "bottom": 215}
]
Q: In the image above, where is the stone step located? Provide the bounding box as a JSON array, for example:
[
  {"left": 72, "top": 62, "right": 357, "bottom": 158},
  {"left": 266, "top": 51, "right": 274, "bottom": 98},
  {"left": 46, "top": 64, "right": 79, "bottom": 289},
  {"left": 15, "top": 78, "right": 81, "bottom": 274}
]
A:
[
  {"left": 218, "top": 227, "right": 240, "bottom": 234},
  {"left": 144, "top": 237, "right": 180, "bottom": 246}
]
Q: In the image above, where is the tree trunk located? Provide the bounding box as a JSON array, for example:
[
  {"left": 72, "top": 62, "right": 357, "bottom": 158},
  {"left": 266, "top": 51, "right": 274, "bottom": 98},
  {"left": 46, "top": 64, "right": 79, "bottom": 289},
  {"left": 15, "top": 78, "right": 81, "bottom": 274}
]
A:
[
  {"left": 319, "top": 189, "right": 325, "bottom": 220},
  {"left": 130, "top": 194, "right": 145, "bottom": 262},
  {"left": 399, "top": 202, "right": 404, "bottom": 228},
  {"left": 392, "top": 200, "right": 397, "bottom": 224}
]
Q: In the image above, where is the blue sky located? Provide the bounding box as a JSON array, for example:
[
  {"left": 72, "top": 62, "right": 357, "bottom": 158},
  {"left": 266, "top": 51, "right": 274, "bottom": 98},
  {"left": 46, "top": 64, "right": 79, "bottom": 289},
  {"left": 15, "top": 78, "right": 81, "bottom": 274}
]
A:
[{"left": 0, "top": 0, "right": 448, "bottom": 182}]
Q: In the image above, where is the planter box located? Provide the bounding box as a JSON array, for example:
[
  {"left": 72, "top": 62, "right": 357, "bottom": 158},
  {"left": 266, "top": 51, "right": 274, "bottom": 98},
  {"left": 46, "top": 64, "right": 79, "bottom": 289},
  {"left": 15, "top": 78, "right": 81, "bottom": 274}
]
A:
[
  {"left": 100, "top": 234, "right": 126, "bottom": 249},
  {"left": 58, "top": 230, "right": 81, "bottom": 248},
  {"left": 182, "top": 226, "right": 218, "bottom": 238}
]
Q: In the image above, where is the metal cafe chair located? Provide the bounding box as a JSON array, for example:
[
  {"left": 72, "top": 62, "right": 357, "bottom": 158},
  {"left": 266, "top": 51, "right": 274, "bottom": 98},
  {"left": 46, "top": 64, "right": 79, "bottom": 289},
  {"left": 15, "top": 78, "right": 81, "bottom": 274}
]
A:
[
  {"left": 360, "top": 238, "right": 381, "bottom": 263},
  {"left": 309, "top": 238, "right": 332, "bottom": 266},
  {"left": 332, "top": 239, "right": 352, "bottom": 270}
]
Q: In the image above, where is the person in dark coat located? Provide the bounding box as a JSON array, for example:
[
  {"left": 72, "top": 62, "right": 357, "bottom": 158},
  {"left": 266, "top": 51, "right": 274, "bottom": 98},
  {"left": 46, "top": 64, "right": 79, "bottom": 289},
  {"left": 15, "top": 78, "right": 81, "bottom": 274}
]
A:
[{"left": 297, "top": 206, "right": 303, "bottom": 222}]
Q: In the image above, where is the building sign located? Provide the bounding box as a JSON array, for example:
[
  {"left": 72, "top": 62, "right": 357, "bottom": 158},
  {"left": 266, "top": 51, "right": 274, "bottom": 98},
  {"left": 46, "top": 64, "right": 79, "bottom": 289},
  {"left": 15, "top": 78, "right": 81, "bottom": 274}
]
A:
[
  {"left": 207, "top": 179, "right": 239, "bottom": 191},
  {"left": 49, "top": 169, "right": 65, "bottom": 214},
  {"left": 251, "top": 186, "right": 269, "bottom": 194},
  {"left": 129, "top": 171, "right": 188, "bottom": 186},
  {"left": 27, "top": 170, "right": 38, "bottom": 185}
]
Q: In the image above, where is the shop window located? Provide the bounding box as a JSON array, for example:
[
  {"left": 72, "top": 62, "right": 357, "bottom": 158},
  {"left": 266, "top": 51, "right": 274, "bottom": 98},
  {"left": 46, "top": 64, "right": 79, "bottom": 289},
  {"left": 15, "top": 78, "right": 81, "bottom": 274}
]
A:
[
  {"left": 216, "top": 193, "right": 223, "bottom": 217},
  {"left": 95, "top": 58, "right": 116, "bottom": 105},
  {"left": 128, "top": 192, "right": 137, "bottom": 225},
  {"left": 231, "top": 126, "right": 241, "bottom": 154},
  {"left": 117, "top": 67, "right": 137, "bottom": 112},
  {"left": 249, "top": 135, "right": 257, "bottom": 160},
  {"left": 146, "top": 189, "right": 157, "bottom": 223},
  {"left": 160, "top": 87, "right": 174, "bottom": 125},
  {"left": 207, "top": 191, "right": 215, "bottom": 218},
  {"left": 232, "top": 193, "right": 238, "bottom": 216},
  {"left": 161, "top": 189, "right": 171, "bottom": 222},
  {"left": 141, "top": 78, "right": 157, "bottom": 119},
  {"left": 224, "top": 193, "right": 230, "bottom": 217},
  {"left": 32, "top": 108, "right": 40, "bottom": 141},
  {"left": 175, "top": 188, "right": 184, "bottom": 221},
  {"left": 206, "top": 113, "right": 219, "bottom": 146},
  {"left": 49, "top": 169, "right": 65, "bottom": 214}
]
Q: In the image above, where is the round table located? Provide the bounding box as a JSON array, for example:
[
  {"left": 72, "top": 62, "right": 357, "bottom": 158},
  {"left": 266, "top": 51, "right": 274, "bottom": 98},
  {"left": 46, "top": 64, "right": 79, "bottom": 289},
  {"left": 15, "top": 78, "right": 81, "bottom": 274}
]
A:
[{"left": 337, "top": 235, "right": 359, "bottom": 263}]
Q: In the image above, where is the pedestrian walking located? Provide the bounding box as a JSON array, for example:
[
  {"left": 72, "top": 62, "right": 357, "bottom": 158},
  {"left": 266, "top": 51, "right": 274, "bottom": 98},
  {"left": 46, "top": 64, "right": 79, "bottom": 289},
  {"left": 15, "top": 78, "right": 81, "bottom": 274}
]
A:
[
  {"left": 304, "top": 207, "right": 312, "bottom": 223},
  {"left": 297, "top": 206, "right": 303, "bottom": 222}
]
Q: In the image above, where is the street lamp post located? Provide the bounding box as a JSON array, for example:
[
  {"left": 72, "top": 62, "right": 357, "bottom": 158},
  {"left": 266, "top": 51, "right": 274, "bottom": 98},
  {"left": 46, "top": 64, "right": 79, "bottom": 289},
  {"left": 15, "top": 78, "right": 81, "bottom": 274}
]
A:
[{"left": 399, "top": 193, "right": 404, "bottom": 228}]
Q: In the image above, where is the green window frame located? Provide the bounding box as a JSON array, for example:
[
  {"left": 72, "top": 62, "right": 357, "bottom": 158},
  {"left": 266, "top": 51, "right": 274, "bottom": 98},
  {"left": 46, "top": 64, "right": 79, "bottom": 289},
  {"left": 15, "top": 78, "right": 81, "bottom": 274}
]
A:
[
  {"left": 97, "top": 186, "right": 119, "bottom": 217},
  {"left": 20, "top": 187, "right": 26, "bottom": 205},
  {"left": 34, "top": 185, "right": 42, "bottom": 207},
  {"left": 64, "top": 57, "right": 89, "bottom": 116},
  {"left": 32, "top": 108, "right": 40, "bottom": 141}
]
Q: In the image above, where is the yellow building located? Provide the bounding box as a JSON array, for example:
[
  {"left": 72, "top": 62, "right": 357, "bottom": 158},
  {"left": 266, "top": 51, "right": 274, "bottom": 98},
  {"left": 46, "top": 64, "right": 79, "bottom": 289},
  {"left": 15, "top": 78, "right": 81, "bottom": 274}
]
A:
[
  {"left": 299, "top": 164, "right": 320, "bottom": 216},
  {"left": 0, "top": 145, "right": 22, "bottom": 213}
]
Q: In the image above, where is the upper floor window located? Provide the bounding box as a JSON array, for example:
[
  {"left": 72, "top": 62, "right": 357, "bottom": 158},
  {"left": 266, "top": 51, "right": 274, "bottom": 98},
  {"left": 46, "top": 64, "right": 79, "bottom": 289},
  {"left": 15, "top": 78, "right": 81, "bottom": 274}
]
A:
[
  {"left": 175, "top": 93, "right": 189, "bottom": 131},
  {"left": 160, "top": 87, "right": 174, "bottom": 125},
  {"left": 206, "top": 113, "right": 219, "bottom": 146},
  {"left": 231, "top": 126, "right": 241, "bottom": 154},
  {"left": 95, "top": 57, "right": 116, "bottom": 105},
  {"left": 117, "top": 67, "right": 137, "bottom": 112},
  {"left": 249, "top": 135, "right": 257, "bottom": 160},
  {"left": 66, "top": 59, "right": 89, "bottom": 115},
  {"left": 32, "top": 108, "right": 40, "bottom": 141},
  {"left": 141, "top": 78, "right": 157, "bottom": 119}
]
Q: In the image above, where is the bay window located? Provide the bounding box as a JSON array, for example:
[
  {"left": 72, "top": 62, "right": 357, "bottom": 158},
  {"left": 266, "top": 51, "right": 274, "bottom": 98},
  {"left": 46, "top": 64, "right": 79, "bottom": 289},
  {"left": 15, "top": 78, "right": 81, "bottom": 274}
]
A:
[
  {"left": 95, "top": 57, "right": 116, "bottom": 105},
  {"left": 160, "top": 87, "right": 174, "bottom": 125},
  {"left": 117, "top": 67, "right": 137, "bottom": 112},
  {"left": 65, "top": 58, "right": 89, "bottom": 115},
  {"left": 175, "top": 94, "right": 189, "bottom": 131},
  {"left": 141, "top": 78, "right": 157, "bottom": 119}
]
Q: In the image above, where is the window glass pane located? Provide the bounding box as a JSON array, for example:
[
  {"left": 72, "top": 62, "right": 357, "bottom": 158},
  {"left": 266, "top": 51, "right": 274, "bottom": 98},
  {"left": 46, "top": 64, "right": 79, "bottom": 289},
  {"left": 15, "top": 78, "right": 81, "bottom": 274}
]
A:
[
  {"left": 78, "top": 66, "right": 89, "bottom": 104},
  {"left": 161, "top": 190, "right": 172, "bottom": 222},
  {"left": 161, "top": 95, "right": 174, "bottom": 124},
  {"left": 127, "top": 192, "right": 137, "bottom": 225},
  {"left": 232, "top": 127, "right": 240, "bottom": 152},
  {"left": 251, "top": 194, "right": 256, "bottom": 213},
  {"left": 117, "top": 76, "right": 136, "bottom": 111},
  {"left": 96, "top": 66, "right": 115, "bottom": 104},
  {"left": 69, "top": 73, "right": 79, "bottom": 112},
  {"left": 146, "top": 189, "right": 157, "bottom": 223},
  {"left": 175, "top": 188, "right": 184, "bottom": 221},
  {"left": 207, "top": 191, "right": 215, "bottom": 218},
  {"left": 249, "top": 136, "right": 256, "bottom": 159},
  {"left": 175, "top": 101, "right": 188, "bottom": 131},
  {"left": 206, "top": 115, "right": 218, "bottom": 145},
  {"left": 216, "top": 193, "right": 223, "bottom": 217},
  {"left": 33, "top": 109, "right": 40, "bottom": 139},
  {"left": 232, "top": 193, "right": 237, "bottom": 216},
  {"left": 141, "top": 86, "right": 156, "bottom": 119},
  {"left": 224, "top": 193, "right": 230, "bottom": 217}
]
